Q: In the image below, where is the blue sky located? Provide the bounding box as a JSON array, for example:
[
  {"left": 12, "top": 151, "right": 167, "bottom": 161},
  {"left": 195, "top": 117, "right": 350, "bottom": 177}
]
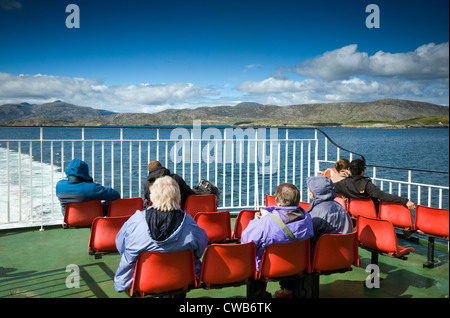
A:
[{"left": 0, "top": 0, "right": 448, "bottom": 113}]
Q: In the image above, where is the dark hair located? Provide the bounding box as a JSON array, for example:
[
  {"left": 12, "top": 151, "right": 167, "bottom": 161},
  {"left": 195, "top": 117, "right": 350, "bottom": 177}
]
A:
[
  {"left": 334, "top": 158, "right": 350, "bottom": 172},
  {"left": 275, "top": 183, "right": 300, "bottom": 206},
  {"left": 350, "top": 159, "right": 366, "bottom": 176}
]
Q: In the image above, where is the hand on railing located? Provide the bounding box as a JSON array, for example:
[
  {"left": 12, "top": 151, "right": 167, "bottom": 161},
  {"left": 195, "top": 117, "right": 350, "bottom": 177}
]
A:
[{"left": 406, "top": 201, "right": 416, "bottom": 210}]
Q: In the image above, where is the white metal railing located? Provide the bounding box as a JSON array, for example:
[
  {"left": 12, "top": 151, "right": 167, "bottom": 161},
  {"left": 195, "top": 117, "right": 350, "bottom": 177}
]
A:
[{"left": 0, "top": 125, "right": 448, "bottom": 229}]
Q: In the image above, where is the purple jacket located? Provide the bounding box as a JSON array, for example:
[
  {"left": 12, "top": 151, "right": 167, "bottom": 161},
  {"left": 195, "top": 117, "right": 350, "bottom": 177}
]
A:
[{"left": 241, "top": 206, "right": 314, "bottom": 270}]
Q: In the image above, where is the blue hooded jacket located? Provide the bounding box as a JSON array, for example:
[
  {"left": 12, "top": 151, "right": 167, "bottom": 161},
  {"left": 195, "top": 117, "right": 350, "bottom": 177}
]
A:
[
  {"left": 56, "top": 159, "right": 120, "bottom": 214},
  {"left": 306, "top": 176, "right": 353, "bottom": 249}
]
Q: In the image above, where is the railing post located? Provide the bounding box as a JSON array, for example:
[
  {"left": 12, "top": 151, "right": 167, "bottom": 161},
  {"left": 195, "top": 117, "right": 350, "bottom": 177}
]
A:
[
  {"left": 120, "top": 127, "right": 123, "bottom": 197},
  {"left": 314, "top": 129, "right": 319, "bottom": 176},
  {"left": 81, "top": 127, "right": 85, "bottom": 161},
  {"left": 254, "top": 129, "right": 259, "bottom": 209}
]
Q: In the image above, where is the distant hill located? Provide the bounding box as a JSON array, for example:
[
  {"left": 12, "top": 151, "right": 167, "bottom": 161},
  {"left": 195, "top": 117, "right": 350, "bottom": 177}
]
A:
[
  {"left": 0, "top": 101, "right": 116, "bottom": 123},
  {"left": 1, "top": 99, "right": 448, "bottom": 127}
]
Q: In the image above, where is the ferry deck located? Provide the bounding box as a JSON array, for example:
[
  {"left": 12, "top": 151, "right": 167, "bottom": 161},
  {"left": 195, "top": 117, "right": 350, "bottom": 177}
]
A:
[
  {"left": 0, "top": 220, "right": 448, "bottom": 299},
  {"left": 0, "top": 126, "right": 448, "bottom": 302}
]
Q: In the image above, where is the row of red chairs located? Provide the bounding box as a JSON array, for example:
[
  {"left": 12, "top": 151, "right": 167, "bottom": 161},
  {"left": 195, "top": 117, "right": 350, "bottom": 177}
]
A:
[
  {"left": 63, "top": 194, "right": 218, "bottom": 228},
  {"left": 66, "top": 193, "right": 447, "bottom": 269},
  {"left": 337, "top": 198, "right": 448, "bottom": 268},
  {"left": 131, "top": 211, "right": 432, "bottom": 298},
  {"left": 88, "top": 209, "right": 256, "bottom": 256},
  {"left": 130, "top": 232, "right": 360, "bottom": 298},
  {"left": 63, "top": 197, "right": 144, "bottom": 228},
  {"left": 265, "top": 193, "right": 449, "bottom": 268},
  {"left": 74, "top": 195, "right": 434, "bottom": 296},
  {"left": 267, "top": 194, "right": 449, "bottom": 238}
]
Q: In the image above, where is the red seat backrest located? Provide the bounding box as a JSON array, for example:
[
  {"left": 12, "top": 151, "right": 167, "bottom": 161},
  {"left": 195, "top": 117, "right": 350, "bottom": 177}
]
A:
[
  {"left": 200, "top": 242, "right": 256, "bottom": 287},
  {"left": 185, "top": 194, "right": 217, "bottom": 219},
  {"left": 130, "top": 250, "right": 196, "bottom": 296},
  {"left": 88, "top": 216, "right": 129, "bottom": 253},
  {"left": 194, "top": 211, "right": 232, "bottom": 243},
  {"left": 414, "top": 205, "right": 449, "bottom": 238},
  {"left": 357, "top": 216, "right": 399, "bottom": 254},
  {"left": 265, "top": 194, "right": 277, "bottom": 207},
  {"left": 64, "top": 200, "right": 103, "bottom": 228},
  {"left": 232, "top": 210, "right": 258, "bottom": 240},
  {"left": 259, "top": 240, "right": 311, "bottom": 279},
  {"left": 107, "top": 197, "right": 144, "bottom": 217},
  {"left": 347, "top": 198, "right": 377, "bottom": 219},
  {"left": 378, "top": 201, "right": 414, "bottom": 230},
  {"left": 311, "top": 232, "right": 359, "bottom": 273}
]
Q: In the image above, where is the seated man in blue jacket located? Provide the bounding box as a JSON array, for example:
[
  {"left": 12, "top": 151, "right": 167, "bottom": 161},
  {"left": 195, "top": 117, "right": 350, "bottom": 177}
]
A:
[
  {"left": 114, "top": 176, "right": 209, "bottom": 293},
  {"left": 56, "top": 158, "right": 120, "bottom": 216}
]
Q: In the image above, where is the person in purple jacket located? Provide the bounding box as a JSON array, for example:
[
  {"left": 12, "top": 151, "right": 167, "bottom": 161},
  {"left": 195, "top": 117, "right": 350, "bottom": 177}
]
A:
[{"left": 241, "top": 183, "right": 314, "bottom": 298}]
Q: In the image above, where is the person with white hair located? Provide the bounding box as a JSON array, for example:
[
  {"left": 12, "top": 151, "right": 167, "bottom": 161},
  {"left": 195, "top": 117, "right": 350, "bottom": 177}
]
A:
[{"left": 114, "top": 176, "right": 208, "bottom": 293}]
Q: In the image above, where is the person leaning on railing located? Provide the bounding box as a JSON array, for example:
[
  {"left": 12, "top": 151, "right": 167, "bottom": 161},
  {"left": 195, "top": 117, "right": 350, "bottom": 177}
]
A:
[{"left": 334, "top": 159, "right": 416, "bottom": 211}]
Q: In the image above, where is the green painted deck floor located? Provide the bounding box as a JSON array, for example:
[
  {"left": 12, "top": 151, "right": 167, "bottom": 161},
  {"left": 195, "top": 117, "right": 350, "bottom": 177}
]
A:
[{"left": 0, "top": 224, "right": 448, "bottom": 299}]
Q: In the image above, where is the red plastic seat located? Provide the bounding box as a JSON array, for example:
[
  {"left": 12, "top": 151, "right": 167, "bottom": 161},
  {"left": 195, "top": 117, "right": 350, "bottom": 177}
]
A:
[
  {"left": 130, "top": 250, "right": 197, "bottom": 297},
  {"left": 232, "top": 210, "right": 258, "bottom": 240},
  {"left": 88, "top": 216, "right": 129, "bottom": 255},
  {"left": 347, "top": 197, "right": 377, "bottom": 219},
  {"left": 107, "top": 197, "right": 143, "bottom": 217},
  {"left": 194, "top": 211, "right": 232, "bottom": 243},
  {"left": 299, "top": 202, "right": 310, "bottom": 211},
  {"left": 334, "top": 193, "right": 347, "bottom": 210},
  {"left": 414, "top": 205, "right": 449, "bottom": 268},
  {"left": 357, "top": 216, "right": 414, "bottom": 261},
  {"left": 311, "top": 232, "right": 359, "bottom": 274},
  {"left": 185, "top": 194, "right": 217, "bottom": 219},
  {"left": 309, "top": 232, "right": 359, "bottom": 298},
  {"left": 414, "top": 205, "right": 449, "bottom": 239},
  {"left": 265, "top": 194, "right": 277, "bottom": 207},
  {"left": 378, "top": 200, "right": 414, "bottom": 230},
  {"left": 63, "top": 200, "right": 103, "bottom": 228},
  {"left": 258, "top": 240, "right": 311, "bottom": 280},
  {"left": 199, "top": 242, "right": 256, "bottom": 288}
]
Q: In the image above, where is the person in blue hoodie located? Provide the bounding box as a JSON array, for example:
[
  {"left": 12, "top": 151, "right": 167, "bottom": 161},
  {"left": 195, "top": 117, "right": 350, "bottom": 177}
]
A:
[
  {"left": 276, "top": 176, "right": 353, "bottom": 298},
  {"left": 56, "top": 158, "right": 120, "bottom": 215},
  {"left": 114, "top": 175, "right": 209, "bottom": 293}
]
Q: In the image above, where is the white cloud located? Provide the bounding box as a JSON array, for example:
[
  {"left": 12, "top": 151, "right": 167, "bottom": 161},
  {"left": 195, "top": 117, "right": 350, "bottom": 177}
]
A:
[
  {"left": 244, "top": 64, "right": 262, "bottom": 71},
  {"left": 0, "top": 73, "right": 218, "bottom": 112},
  {"left": 237, "top": 75, "right": 449, "bottom": 106},
  {"left": 238, "top": 77, "right": 309, "bottom": 93},
  {"left": 289, "top": 42, "right": 449, "bottom": 80},
  {"left": 237, "top": 42, "right": 449, "bottom": 106}
]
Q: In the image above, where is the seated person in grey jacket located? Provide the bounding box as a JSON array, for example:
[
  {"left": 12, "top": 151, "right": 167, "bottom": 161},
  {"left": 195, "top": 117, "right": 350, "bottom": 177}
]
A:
[{"left": 275, "top": 176, "right": 353, "bottom": 298}]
